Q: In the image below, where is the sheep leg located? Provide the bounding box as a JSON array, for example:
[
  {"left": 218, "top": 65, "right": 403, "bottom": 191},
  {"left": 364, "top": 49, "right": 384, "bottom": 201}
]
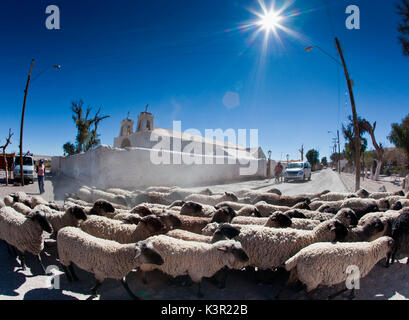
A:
[
  {"left": 19, "top": 253, "right": 26, "bottom": 270},
  {"left": 348, "top": 288, "right": 356, "bottom": 300},
  {"left": 68, "top": 263, "right": 79, "bottom": 281},
  {"left": 90, "top": 280, "right": 102, "bottom": 297},
  {"left": 328, "top": 288, "right": 348, "bottom": 300},
  {"left": 121, "top": 277, "right": 140, "bottom": 300},
  {"left": 142, "top": 271, "right": 148, "bottom": 285},
  {"left": 218, "top": 267, "right": 228, "bottom": 289},
  {"left": 37, "top": 253, "right": 47, "bottom": 274},
  {"left": 61, "top": 265, "right": 73, "bottom": 283},
  {"left": 197, "top": 281, "right": 204, "bottom": 298}
]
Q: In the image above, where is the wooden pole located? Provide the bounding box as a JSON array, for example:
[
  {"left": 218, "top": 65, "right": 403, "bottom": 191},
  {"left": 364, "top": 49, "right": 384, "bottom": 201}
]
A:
[
  {"left": 335, "top": 38, "right": 361, "bottom": 191},
  {"left": 19, "top": 59, "right": 35, "bottom": 186}
]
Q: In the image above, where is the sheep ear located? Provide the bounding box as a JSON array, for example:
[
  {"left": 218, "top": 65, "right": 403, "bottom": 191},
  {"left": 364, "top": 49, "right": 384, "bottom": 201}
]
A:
[
  {"left": 134, "top": 245, "right": 142, "bottom": 258},
  {"left": 217, "top": 246, "right": 228, "bottom": 253}
]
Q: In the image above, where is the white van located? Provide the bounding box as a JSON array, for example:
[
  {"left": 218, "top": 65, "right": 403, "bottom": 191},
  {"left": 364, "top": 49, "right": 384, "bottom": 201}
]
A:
[
  {"left": 284, "top": 161, "right": 312, "bottom": 182},
  {"left": 14, "top": 155, "right": 35, "bottom": 184}
]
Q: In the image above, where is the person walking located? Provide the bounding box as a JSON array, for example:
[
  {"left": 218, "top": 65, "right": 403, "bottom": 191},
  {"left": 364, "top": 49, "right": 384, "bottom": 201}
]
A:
[
  {"left": 274, "top": 162, "right": 283, "bottom": 183},
  {"left": 36, "top": 159, "right": 45, "bottom": 194}
]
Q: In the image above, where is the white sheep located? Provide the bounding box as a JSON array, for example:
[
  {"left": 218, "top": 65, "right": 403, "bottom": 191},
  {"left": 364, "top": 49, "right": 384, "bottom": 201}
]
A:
[
  {"left": 184, "top": 192, "right": 238, "bottom": 206},
  {"left": 284, "top": 237, "right": 394, "bottom": 298},
  {"left": 79, "top": 214, "right": 166, "bottom": 244},
  {"left": 36, "top": 205, "right": 88, "bottom": 234},
  {"left": 12, "top": 202, "right": 32, "bottom": 215},
  {"left": 255, "top": 201, "right": 291, "bottom": 216},
  {"left": 0, "top": 207, "right": 52, "bottom": 273},
  {"left": 202, "top": 219, "right": 348, "bottom": 270},
  {"left": 180, "top": 201, "right": 217, "bottom": 218},
  {"left": 140, "top": 235, "right": 249, "bottom": 297},
  {"left": 166, "top": 224, "right": 240, "bottom": 243},
  {"left": 4, "top": 196, "right": 14, "bottom": 207},
  {"left": 57, "top": 226, "right": 164, "bottom": 299}
]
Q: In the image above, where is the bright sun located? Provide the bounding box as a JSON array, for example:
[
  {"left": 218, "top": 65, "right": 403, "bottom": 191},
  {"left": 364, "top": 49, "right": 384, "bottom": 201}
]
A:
[{"left": 258, "top": 10, "right": 283, "bottom": 31}]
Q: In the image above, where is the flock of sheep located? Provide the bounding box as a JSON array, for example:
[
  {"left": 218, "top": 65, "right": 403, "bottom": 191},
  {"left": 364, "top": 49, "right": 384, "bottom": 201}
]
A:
[{"left": 1, "top": 184, "right": 409, "bottom": 300}]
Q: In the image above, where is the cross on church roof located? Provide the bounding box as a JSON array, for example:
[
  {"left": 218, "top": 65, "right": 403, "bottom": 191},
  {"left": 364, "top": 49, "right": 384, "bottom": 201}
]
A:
[
  {"left": 145, "top": 104, "right": 149, "bottom": 112},
  {"left": 127, "top": 111, "right": 130, "bottom": 119}
]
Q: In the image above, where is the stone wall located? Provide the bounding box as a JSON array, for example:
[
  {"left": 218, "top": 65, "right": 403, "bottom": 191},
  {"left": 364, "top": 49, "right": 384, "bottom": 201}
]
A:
[{"left": 52, "top": 145, "right": 267, "bottom": 189}]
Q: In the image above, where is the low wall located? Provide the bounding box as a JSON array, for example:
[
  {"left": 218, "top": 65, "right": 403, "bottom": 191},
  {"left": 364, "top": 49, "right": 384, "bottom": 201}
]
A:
[{"left": 52, "top": 145, "right": 267, "bottom": 189}]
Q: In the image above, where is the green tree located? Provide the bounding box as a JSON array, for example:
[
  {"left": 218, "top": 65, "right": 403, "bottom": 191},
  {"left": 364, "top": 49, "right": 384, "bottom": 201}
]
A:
[
  {"left": 306, "top": 149, "right": 319, "bottom": 168},
  {"left": 398, "top": 0, "right": 409, "bottom": 56},
  {"left": 63, "top": 142, "right": 75, "bottom": 156},
  {"left": 63, "top": 100, "right": 110, "bottom": 156},
  {"left": 388, "top": 114, "right": 409, "bottom": 168},
  {"left": 321, "top": 157, "right": 328, "bottom": 166},
  {"left": 342, "top": 115, "right": 368, "bottom": 164}
]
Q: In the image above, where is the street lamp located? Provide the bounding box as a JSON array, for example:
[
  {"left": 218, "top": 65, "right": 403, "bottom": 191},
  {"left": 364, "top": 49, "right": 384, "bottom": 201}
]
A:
[
  {"left": 18, "top": 60, "right": 61, "bottom": 186},
  {"left": 328, "top": 130, "right": 341, "bottom": 174},
  {"left": 306, "top": 39, "right": 361, "bottom": 191}
]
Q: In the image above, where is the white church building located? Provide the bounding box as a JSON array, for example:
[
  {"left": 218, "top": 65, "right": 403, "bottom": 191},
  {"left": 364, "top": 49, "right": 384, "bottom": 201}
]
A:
[{"left": 52, "top": 107, "right": 267, "bottom": 189}]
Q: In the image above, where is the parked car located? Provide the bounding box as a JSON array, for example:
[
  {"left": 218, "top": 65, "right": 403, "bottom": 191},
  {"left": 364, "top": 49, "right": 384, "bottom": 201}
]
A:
[
  {"left": 14, "top": 155, "right": 35, "bottom": 184},
  {"left": 284, "top": 161, "right": 312, "bottom": 182}
]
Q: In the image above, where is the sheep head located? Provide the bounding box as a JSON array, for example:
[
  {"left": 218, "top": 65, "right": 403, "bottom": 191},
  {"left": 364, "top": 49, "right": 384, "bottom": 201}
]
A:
[
  {"left": 135, "top": 241, "right": 164, "bottom": 266},
  {"left": 92, "top": 200, "right": 115, "bottom": 216},
  {"left": 216, "top": 240, "right": 249, "bottom": 268},
  {"left": 224, "top": 192, "right": 238, "bottom": 202},
  {"left": 66, "top": 206, "right": 87, "bottom": 221},
  {"left": 211, "top": 206, "right": 236, "bottom": 223},
  {"left": 266, "top": 212, "right": 292, "bottom": 228},
  {"left": 27, "top": 210, "right": 53, "bottom": 233},
  {"left": 140, "top": 215, "right": 166, "bottom": 233}
]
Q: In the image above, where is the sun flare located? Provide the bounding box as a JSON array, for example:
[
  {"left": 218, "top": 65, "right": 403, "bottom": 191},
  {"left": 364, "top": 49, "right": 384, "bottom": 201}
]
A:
[{"left": 257, "top": 10, "right": 283, "bottom": 32}]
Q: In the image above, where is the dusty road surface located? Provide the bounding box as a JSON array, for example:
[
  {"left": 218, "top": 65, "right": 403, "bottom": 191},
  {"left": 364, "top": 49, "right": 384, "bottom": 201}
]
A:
[{"left": 1, "top": 169, "right": 408, "bottom": 300}]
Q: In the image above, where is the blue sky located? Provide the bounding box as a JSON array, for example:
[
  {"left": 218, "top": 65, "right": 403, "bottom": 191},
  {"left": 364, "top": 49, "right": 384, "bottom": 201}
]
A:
[{"left": 1, "top": 0, "right": 408, "bottom": 160}]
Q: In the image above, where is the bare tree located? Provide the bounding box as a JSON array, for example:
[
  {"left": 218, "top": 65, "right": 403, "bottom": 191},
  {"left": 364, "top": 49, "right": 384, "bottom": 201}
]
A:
[
  {"left": 362, "top": 120, "right": 384, "bottom": 181},
  {"left": 0, "top": 129, "right": 14, "bottom": 186}
]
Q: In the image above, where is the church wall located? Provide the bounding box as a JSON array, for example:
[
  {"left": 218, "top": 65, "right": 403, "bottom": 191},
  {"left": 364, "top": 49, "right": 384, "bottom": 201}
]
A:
[{"left": 52, "top": 145, "right": 267, "bottom": 189}]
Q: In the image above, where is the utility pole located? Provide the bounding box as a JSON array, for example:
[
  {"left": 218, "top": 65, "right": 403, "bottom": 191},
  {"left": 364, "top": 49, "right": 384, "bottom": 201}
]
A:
[
  {"left": 337, "top": 130, "right": 341, "bottom": 174},
  {"left": 19, "top": 59, "right": 35, "bottom": 186},
  {"left": 335, "top": 38, "right": 360, "bottom": 191},
  {"left": 299, "top": 145, "right": 304, "bottom": 161}
]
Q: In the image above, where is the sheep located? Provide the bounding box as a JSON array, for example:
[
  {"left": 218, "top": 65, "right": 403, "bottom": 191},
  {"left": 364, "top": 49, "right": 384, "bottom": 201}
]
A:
[
  {"left": 166, "top": 224, "right": 240, "bottom": 243},
  {"left": 42, "top": 205, "right": 88, "bottom": 234},
  {"left": 343, "top": 217, "right": 385, "bottom": 242},
  {"left": 341, "top": 198, "right": 389, "bottom": 218},
  {"left": 232, "top": 208, "right": 357, "bottom": 231},
  {"left": 30, "top": 195, "right": 49, "bottom": 209},
  {"left": 0, "top": 207, "right": 52, "bottom": 273},
  {"left": 358, "top": 209, "right": 403, "bottom": 226},
  {"left": 236, "top": 205, "right": 262, "bottom": 217},
  {"left": 79, "top": 214, "right": 166, "bottom": 244},
  {"left": 106, "top": 188, "right": 133, "bottom": 197},
  {"left": 215, "top": 201, "right": 250, "bottom": 211},
  {"left": 388, "top": 209, "right": 409, "bottom": 265},
  {"left": 130, "top": 191, "right": 173, "bottom": 206},
  {"left": 57, "top": 226, "right": 164, "bottom": 299},
  {"left": 311, "top": 200, "right": 344, "bottom": 212},
  {"left": 385, "top": 196, "right": 408, "bottom": 209},
  {"left": 87, "top": 199, "right": 116, "bottom": 218},
  {"left": 10, "top": 191, "right": 32, "bottom": 207},
  {"left": 140, "top": 235, "right": 249, "bottom": 297},
  {"left": 202, "top": 219, "right": 348, "bottom": 270},
  {"left": 176, "top": 206, "right": 236, "bottom": 234},
  {"left": 296, "top": 190, "right": 331, "bottom": 200},
  {"left": 184, "top": 192, "right": 238, "bottom": 206},
  {"left": 283, "top": 209, "right": 334, "bottom": 222},
  {"left": 254, "top": 201, "right": 292, "bottom": 217},
  {"left": 114, "top": 211, "right": 181, "bottom": 231},
  {"left": 165, "top": 187, "right": 213, "bottom": 202},
  {"left": 4, "top": 196, "right": 14, "bottom": 207},
  {"left": 77, "top": 187, "right": 128, "bottom": 207},
  {"left": 180, "top": 201, "right": 217, "bottom": 218},
  {"left": 251, "top": 194, "right": 310, "bottom": 207},
  {"left": 369, "top": 190, "right": 405, "bottom": 200},
  {"left": 284, "top": 236, "right": 395, "bottom": 299},
  {"left": 318, "top": 192, "right": 356, "bottom": 202},
  {"left": 12, "top": 202, "right": 32, "bottom": 215}
]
